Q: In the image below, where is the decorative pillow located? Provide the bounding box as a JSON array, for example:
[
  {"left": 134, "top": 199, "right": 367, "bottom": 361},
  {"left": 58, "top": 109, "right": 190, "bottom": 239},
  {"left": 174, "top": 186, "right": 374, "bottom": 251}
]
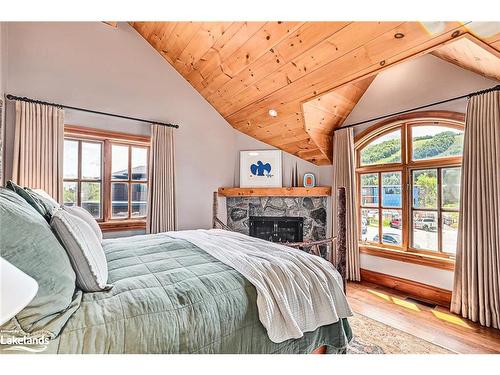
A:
[
  {"left": 5, "top": 181, "right": 61, "bottom": 222},
  {"left": 0, "top": 188, "right": 81, "bottom": 337},
  {"left": 6, "top": 180, "right": 47, "bottom": 218},
  {"left": 51, "top": 209, "right": 112, "bottom": 292},
  {"left": 30, "top": 188, "right": 61, "bottom": 215},
  {"left": 64, "top": 206, "right": 103, "bottom": 243}
]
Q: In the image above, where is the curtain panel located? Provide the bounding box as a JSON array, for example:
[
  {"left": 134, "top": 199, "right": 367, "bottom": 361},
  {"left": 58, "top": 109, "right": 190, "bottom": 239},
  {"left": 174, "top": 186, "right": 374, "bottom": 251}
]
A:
[
  {"left": 146, "top": 124, "right": 176, "bottom": 234},
  {"left": 332, "top": 128, "right": 360, "bottom": 281},
  {"left": 451, "top": 89, "right": 500, "bottom": 329},
  {"left": 12, "top": 100, "right": 64, "bottom": 202}
]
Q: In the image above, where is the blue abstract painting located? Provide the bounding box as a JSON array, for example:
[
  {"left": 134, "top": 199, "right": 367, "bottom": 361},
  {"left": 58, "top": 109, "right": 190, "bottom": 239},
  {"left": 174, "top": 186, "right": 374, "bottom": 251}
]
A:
[
  {"left": 240, "top": 150, "right": 282, "bottom": 187},
  {"left": 250, "top": 161, "right": 272, "bottom": 176}
]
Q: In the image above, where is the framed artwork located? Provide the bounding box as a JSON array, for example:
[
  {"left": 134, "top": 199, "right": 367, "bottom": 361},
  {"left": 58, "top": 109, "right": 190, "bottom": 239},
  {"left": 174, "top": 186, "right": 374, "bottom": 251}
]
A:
[{"left": 240, "top": 150, "right": 282, "bottom": 188}]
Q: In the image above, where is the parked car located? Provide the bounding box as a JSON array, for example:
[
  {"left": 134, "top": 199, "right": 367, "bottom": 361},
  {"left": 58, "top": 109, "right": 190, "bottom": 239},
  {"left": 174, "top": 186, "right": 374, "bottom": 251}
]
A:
[
  {"left": 373, "top": 233, "right": 401, "bottom": 245},
  {"left": 414, "top": 217, "right": 437, "bottom": 232},
  {"left": 390, "top": 218, "right": 401, "bottom": 229}
]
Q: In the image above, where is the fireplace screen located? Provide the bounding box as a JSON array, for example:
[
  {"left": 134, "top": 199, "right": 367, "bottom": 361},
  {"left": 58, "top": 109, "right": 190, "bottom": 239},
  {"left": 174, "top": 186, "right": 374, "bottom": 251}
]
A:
[{"left": 249, "top": 216, "right": 304, "bottom": 243}]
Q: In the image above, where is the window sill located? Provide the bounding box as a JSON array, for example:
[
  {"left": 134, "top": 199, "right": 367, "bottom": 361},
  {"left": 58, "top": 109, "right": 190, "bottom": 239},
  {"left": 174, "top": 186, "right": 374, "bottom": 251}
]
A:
[
  {"left": 359, "top": 244, "right": 455, "bottom": 271},
  {"left": 99, "top": 220, "right": 146, "bottom": 232}
]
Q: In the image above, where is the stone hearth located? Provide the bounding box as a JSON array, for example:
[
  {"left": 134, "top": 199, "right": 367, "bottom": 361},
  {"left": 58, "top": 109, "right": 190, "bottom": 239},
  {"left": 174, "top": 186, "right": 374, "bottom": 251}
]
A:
[{"left": 226, "top": 196, "right": 328, "bottom": 242}]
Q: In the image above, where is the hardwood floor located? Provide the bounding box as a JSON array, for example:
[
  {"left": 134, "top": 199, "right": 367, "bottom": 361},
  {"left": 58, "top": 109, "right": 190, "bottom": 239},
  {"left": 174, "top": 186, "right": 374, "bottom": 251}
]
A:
[{"left": 347, "top": 281, "right": 500, "bottom": 354}]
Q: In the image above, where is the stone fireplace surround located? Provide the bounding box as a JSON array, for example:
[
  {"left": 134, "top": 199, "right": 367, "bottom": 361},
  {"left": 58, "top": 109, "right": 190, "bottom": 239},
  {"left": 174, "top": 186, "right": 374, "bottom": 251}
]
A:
[{"left": 226, "top": 196, "right": 328, "bottom": 243}]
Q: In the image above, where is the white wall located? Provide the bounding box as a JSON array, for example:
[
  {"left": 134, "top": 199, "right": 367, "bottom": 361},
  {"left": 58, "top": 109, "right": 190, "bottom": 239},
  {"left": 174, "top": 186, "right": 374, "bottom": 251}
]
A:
[
  {"left": 3, "top": 22, "right": 240, "bottom": 231},
  {"left": 342, "top": 54, "right": 498, "bottom": 290}
]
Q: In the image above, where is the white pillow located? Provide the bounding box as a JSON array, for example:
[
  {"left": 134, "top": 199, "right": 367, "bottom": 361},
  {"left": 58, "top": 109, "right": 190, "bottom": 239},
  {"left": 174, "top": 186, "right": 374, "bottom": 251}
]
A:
[
  {"left": 51, "top": 209, "right": 112, "bottom": 292},
  {"left": 64, "top": 206, "right": 103, "bottom": 242}
]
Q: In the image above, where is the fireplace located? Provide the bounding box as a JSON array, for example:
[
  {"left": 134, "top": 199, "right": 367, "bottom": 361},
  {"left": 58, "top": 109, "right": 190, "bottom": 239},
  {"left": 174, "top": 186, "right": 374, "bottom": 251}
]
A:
[{"left": 249, "top": 216, "right": 304, "bottom": 243}]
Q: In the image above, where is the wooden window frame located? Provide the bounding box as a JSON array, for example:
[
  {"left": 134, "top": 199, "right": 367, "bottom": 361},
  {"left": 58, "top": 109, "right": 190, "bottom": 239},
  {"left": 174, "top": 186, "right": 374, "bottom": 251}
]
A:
[
  {"left": 354, "top": 111, "right": 465, "bottom": 270},
  {"left": 64, "top": 125, "right": 150, "bottom": 232}
]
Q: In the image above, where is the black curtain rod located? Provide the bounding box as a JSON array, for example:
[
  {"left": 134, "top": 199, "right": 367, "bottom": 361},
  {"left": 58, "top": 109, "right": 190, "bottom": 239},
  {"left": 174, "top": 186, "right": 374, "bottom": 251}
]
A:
[
  {"left": 335, "top": 84, "right": 500, "bottom": 132},
  {"left": 5, "top": 94, "right": 179, "bottom": 129}
]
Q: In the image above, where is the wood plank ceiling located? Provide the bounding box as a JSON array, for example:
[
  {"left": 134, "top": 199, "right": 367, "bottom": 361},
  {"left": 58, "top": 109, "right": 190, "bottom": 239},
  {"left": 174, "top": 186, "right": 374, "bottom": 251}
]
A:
[{"left": 131, "top": 22, "right": 500, "bottom": 165}]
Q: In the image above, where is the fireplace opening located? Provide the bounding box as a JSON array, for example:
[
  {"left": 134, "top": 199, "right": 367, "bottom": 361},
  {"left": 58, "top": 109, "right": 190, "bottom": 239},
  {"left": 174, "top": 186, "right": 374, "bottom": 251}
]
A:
[{"left": 249, "top": 216, "right": 304, "bottom": 243}]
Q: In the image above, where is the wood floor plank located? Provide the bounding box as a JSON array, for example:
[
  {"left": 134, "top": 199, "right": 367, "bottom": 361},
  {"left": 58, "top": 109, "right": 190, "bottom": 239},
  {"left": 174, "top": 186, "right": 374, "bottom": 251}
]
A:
[{"left": 347, "top": 281, "right": 500, "bottom": 354}]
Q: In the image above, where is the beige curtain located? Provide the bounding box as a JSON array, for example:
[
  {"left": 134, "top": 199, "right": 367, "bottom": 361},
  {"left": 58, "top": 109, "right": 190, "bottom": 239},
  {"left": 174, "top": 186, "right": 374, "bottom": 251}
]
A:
[
  {"left": 332, "top": 128, "right": 360, "bottom": 281},
  {"left": 12, "top": 101, "right": 64, "bottom": 202},
  {"left": 451, "top": 89, "right": 500, "bottom": 329},
  {"left": 147, "top": 124, "right": 176, "bottom": 234}
]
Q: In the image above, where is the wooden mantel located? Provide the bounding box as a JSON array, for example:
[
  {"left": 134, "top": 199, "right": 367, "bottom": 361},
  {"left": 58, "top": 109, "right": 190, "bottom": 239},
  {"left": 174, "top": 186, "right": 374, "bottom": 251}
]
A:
[{"left": 218, "top": 187, "right": 331, "bottom": 197}]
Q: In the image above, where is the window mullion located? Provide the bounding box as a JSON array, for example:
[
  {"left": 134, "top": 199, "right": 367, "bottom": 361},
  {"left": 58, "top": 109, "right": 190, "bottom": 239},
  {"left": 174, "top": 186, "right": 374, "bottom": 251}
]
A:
[
  {"left": 77, "top": 140, "right": 82, "bottom": 207},
  {"left": 437, "top": 167, "right": 443, "bottom": 253},
  {"left": 128, "top": 146, "right": 132, "bottom": 220},
  {"left": 408, "top": 165, "right": 414, "bottom": 252},
  {"left": 402, "top": 123, "right": 409, "bottom": 252},
  {"left": 378, "top": 172, "right": 382, "bottom": 245},
  {"left": 103, "top": 140, "right": 111, "bottom": 222}
]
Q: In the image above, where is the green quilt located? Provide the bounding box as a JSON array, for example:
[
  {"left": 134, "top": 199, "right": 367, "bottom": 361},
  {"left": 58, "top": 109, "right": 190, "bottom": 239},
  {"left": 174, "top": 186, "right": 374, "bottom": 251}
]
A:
[{"left": 48, "top": 233, "right": 351, "bottom": 354}]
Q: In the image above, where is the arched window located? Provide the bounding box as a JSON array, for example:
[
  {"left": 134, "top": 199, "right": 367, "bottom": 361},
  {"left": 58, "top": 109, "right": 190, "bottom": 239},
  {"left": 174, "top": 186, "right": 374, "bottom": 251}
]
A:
[{"left": 355, "top": 111, "right": 464, "bottom": 267}]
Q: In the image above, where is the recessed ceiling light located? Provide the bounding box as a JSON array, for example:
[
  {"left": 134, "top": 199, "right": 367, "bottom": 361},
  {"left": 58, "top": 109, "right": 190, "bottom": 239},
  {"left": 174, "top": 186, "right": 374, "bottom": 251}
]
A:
[
  {"left": 268, "top": 109, "right": 278, "bottom": 117},
  {"left": 394, "top": 33, "right": 405, "bottom": 39}
]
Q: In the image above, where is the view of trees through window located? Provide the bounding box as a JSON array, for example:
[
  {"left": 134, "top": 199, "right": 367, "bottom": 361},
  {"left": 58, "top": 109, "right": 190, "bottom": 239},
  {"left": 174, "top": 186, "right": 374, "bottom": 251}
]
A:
[
  {"left": 411, "top": 126, "right": 463, "bottom": 160},
  {"left": 357, "top": 118, "right": 463, "bottom": 258},
  {"left": 360, "top": 130, "right": 401, "bottom": 166},
  {"left": 360, "top": 125, "right": 463, "bottom": 166}
]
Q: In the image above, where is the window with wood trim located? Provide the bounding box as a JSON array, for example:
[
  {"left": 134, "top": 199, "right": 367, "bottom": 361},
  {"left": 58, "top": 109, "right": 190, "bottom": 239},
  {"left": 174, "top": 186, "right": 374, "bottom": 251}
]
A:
[
  {"left": 63, "top": 126, "right": 150, "bottom": 231},
  {"left": 355, "top": 112, "right": 464, "bottom": 265}
]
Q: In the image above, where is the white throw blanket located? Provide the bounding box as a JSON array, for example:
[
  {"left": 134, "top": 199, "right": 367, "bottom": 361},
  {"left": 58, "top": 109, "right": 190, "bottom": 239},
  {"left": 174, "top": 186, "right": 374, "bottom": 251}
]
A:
[{"left": 167, "top": 229, "right": 353, "bottom": 343}]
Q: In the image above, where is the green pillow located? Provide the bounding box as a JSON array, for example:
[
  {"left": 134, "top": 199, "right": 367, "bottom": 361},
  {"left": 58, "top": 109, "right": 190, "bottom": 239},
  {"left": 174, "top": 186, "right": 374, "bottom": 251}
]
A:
[
  {"left": 27, "top": 188, "right": 61, "bottom": 216},
  {"left": 0, "top": 188, "right": 81, "bottom": 337},
  {"left": 6, "top": 181, "right": 60, "bottom": 222}
]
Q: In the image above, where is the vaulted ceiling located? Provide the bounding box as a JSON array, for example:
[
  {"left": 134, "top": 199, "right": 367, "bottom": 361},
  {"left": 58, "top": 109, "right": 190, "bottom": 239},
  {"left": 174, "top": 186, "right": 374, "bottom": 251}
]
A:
[{"left": 131, "top": 22, "right": 500, "bottom": 165}]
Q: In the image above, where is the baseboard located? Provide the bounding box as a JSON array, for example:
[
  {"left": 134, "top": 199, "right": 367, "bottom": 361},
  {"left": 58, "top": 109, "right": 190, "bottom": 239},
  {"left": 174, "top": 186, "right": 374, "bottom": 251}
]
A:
[{"left": 360, "top": 269, "right": 452, "bottom": 308}]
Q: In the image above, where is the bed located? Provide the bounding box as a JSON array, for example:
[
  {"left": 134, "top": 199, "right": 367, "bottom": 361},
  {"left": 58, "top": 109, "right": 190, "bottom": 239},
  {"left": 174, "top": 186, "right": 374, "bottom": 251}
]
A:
[{"left": 0, "top": 187, "right": 352, "bottom": 354}]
